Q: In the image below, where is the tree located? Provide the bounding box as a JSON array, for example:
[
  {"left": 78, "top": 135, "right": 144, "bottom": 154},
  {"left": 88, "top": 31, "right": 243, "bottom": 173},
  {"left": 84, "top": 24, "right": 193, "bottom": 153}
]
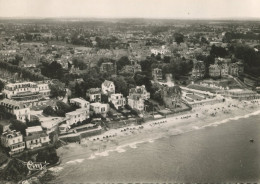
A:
[
  {"left": 217, "top": 60, "right": 224, "bottom": 79},
  {"left": 201, "top": 37, "right": 209, "bottom": 44},
  {"left": 194, "top": 61, "right": 204, "bottom": 78},
  {"left": 134, "top": 72, "right": 153, "bottom": 93},
  {"left": 140, "top": 56, "right": 157, "bottom": 74},
  {"left": 163, "top": 56, "right": 171, "bottom": 63},
  {"left": 110, "top": 76, "right": 128, "bottom": 97},
  {"left": 9, "top": 119, "right": 27, "bottom": 136},
  {"left": 26, "top": 119, "right": 41, "bottom": 127},
  {"left": 41, "top": 61, "right": 64, "bottom": 79},
  {"left": 43, "top": 106, "right": 56, "bottom": 116},
  {"left": 72, "top": 58, "right": 88, "bottom": 70},
  {"left": 117, "top": 56, "right": 131, "bottom": 72},
  {"left": 174, "top": 33, "right": 184, "bottom": 44},
  {"left": 0, "top": 106, "right": 16, "bottom": 119},
  {"left": 0, "top": 80, "right": 5, "bottom": 92},
  {"left": 10, "top": 54, "right": 23, "bottom": 66},
  {"left": 49, "top": 82, "right": 66, "bottom": 98},
  {"left": 210, "top": 45, "right": 228, "bottom": 58},
  {"left": 56, "top": 101, "right": 76, "bottom": 113},
  {"left": 74, "top": 82, "right": 84, "bottom": 98}
]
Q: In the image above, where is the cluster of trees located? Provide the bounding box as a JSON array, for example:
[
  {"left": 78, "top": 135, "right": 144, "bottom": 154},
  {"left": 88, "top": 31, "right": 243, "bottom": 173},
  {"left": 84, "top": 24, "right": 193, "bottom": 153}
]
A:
[
  {"left": 196, "top": 54, "right": 215, "bottom": 78},
  {"left": 49, "top": 81, "right": 66, "bottom": 98},
  {"left": 140, "top": 55, "right": 193, "bottom": 80},
  {"left": 40, "top": 61, "right": 66, "bottom": 80},
  {"left": 3, "top": 118, "right": 42, "bottom": 136},
  {"left": 145, "top": 38, "right": 166, "bottom": 46},
  {"left": 233, "top": 45, "right": 260, "bottom": 76},
  {"left": 174, "top": 33, "right": 184, "bottom": 44},
  {"left": 162, "top": 59, "right": 193, "bottom": 79},
  {"left": 210, "top": 45, "right": 229, "bottom": 58},
  {"left": 0, "top": 106, "right": 16, "bottom": 121},
  {"left": 71, "top": 34, "right": 93, "bottom": 47},
  {"left": 9, "top": 54, "right": 23, "bottom": 66},
  {"left": 72, "top": 57, "right": 88, "bottom": 70},
  {"left": 0, "top": 61, "right": 45, "bottom": 81},
  {"left": 209, "top": 44, "right": 260, "bottom": 77},
  {"left": 116, "top": 56, "right": 131, "bottom": 71},
  {"left": 43, "top": 101, "right": 77, "bottom": 117},
  {"left": 70, "top": 68, "right": 136, "bottom": 98},
  {"left": 223, "top": 32, "right": 260, "bottom": 42},
  {"left": 9, "top": 119, "right": 28, "bottom": 136},
  {"left": 95, "top": 36, "right": 119, "bottom": 49}
]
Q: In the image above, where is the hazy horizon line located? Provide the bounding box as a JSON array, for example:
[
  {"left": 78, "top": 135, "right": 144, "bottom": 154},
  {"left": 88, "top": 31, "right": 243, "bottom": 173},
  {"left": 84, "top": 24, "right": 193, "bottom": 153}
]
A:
[{"left": 1, "top": 16, "right": 260, "bottom": 21}]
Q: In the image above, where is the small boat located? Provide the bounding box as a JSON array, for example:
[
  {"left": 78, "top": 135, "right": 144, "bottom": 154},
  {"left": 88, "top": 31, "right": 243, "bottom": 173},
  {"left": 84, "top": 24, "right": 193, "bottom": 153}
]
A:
[{"left": 249, "top": 139, "right": 254, "bottom": 143}]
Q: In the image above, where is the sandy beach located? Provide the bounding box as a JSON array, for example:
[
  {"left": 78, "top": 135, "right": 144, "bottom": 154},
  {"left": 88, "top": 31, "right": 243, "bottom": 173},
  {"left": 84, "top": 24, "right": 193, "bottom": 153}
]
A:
[{"left": 56, "top": 98, "right": 260, "bottom": 162}]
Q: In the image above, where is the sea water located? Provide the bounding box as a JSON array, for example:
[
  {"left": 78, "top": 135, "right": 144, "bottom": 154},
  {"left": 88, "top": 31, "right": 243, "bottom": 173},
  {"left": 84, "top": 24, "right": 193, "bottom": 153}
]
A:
[{"left": 39, "top": 114, "right": 260, "bottom": 183}]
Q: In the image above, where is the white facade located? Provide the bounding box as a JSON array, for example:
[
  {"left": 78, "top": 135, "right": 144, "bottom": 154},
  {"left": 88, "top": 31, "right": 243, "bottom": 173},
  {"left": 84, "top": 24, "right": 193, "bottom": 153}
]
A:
[
  {"left": 1, "top": 130, "right": 25, "bottom": 155},
  {"left": 26, "top": 126, "right": 43, "bottom": 136},
  {"left": 86, "top": 88, "right": 101, "bottom": 102},
  {"left": 37, "top": 83, "right": 51, "bottom": 97},
  {"left": 0, "top": 99, "right": 30, "bottom": 122},
  {"left": 90, "top": 103, "right": 109, "bottom": 115},
  {"left": 129, "top": 85, "right": 150, "bottom": 100},
  {"left": 108, "top": 93, "right": 126, "bottom": 109},
  {"left": 70, "top": 98, "right": 90, "bottom": 109},
  {"left": 101, "top": 80, "right": 115, "bottom": 95},
  {"left": 4, "top": 82, "right": 38, "bottom": 99},
  {"left": 3, "top": 81, "right": 50, "bottom": 99},
  {"left": 151, "top": 46, "right": 169, "bottom": 55},
  {"left": 24, "top": 133, "right": 50, "bottom": 150},
  {"left": 128, "top": 97, "right": 144, "bottom": 112},
  {"left": 40, "top": 117, "right": 65, "bottom": 134},
  {"left": 65, "top": 109, "right": 88, "bottom": 126}
]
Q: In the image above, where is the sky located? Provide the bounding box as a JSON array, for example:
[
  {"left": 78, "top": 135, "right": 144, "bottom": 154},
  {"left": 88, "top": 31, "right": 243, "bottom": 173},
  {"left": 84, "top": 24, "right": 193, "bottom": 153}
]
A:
[{"left": 0, "top": 0, "right": 260, "bottom": 19}]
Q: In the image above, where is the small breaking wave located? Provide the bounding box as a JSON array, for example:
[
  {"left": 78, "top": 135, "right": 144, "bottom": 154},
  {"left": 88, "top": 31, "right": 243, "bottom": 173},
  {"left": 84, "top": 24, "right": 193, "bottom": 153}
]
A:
[
  {"left": 148, "top": 139, "right": 154, "bottom": 143},
  {"left": 48, "top": 166, "right": 63, "bottom": 172},
  {"left": 202, "top": 109, "right": 260, "bottom": 129},
  {"left": 116, "top": 147, "right": 126, "bottom": 153},
  {"left": 66, "top": 159, "right": 84, "bottom": 164},
  {"left": 95, "top": 151, "right": 109, "bottom": 157},
  {"left": 129, "top": 143, "right": 137, "bottom": 149},
  {"left": 88, "top": 154, "right": 96, "bottom": 160},
  {"left": 192, "top": 126, "right": 200, "bottom": 130}
]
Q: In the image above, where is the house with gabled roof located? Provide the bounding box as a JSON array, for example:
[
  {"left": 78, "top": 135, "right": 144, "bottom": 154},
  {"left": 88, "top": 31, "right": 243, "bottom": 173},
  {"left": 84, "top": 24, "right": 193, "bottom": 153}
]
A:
[
  {"left": 86, "top": 88, "right": 101, "bottom": 102},
  {"left": 101, "top": 80, "right": 115, "bottom": 95}
]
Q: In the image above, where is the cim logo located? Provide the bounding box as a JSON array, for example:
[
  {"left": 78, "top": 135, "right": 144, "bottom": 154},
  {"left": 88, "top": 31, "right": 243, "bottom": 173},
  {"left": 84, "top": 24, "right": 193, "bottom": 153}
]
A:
[{"left": 26, "top": 160, "right": 49, "bottom": 171}]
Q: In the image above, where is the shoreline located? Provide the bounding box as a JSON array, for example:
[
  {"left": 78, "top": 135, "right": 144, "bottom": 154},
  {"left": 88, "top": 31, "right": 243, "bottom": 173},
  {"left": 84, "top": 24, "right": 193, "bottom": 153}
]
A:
[{"left": 55, "top": 98, "right": 260, "bottom": 163}]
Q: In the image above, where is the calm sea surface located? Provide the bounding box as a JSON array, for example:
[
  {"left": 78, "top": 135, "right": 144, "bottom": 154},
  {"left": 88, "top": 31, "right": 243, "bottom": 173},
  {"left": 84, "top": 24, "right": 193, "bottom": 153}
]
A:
[{"left": 40, "top": 114, "right": 260, "bottom": 183}]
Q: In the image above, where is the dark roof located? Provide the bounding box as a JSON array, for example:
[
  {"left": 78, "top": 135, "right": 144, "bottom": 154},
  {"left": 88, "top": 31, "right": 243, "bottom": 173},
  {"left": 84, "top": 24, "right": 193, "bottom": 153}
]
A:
[{"left": 87, "top": 88, "right": 101, "bottom": 94}]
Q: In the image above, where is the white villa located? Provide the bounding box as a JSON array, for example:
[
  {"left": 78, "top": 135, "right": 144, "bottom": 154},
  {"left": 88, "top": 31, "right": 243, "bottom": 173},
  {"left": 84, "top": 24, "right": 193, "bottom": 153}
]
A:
[
  {"left": 108, "top": 93, "right": 126, "bottom": 109},
  {"left": 0, "top": 99, "right": 30, "bottom": 122},
  {"left": 101, "top": 80, "right": 115, "bottom": 95},
  {"left": 1, "top": 130, "right": 25, "bottom": 155}
]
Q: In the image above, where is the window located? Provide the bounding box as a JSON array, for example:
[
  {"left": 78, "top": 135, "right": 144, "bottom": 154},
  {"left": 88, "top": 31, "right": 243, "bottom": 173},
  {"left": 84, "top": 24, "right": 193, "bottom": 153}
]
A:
[{"left": 13, "top": 140, "right": 15, "bottom": 143}]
